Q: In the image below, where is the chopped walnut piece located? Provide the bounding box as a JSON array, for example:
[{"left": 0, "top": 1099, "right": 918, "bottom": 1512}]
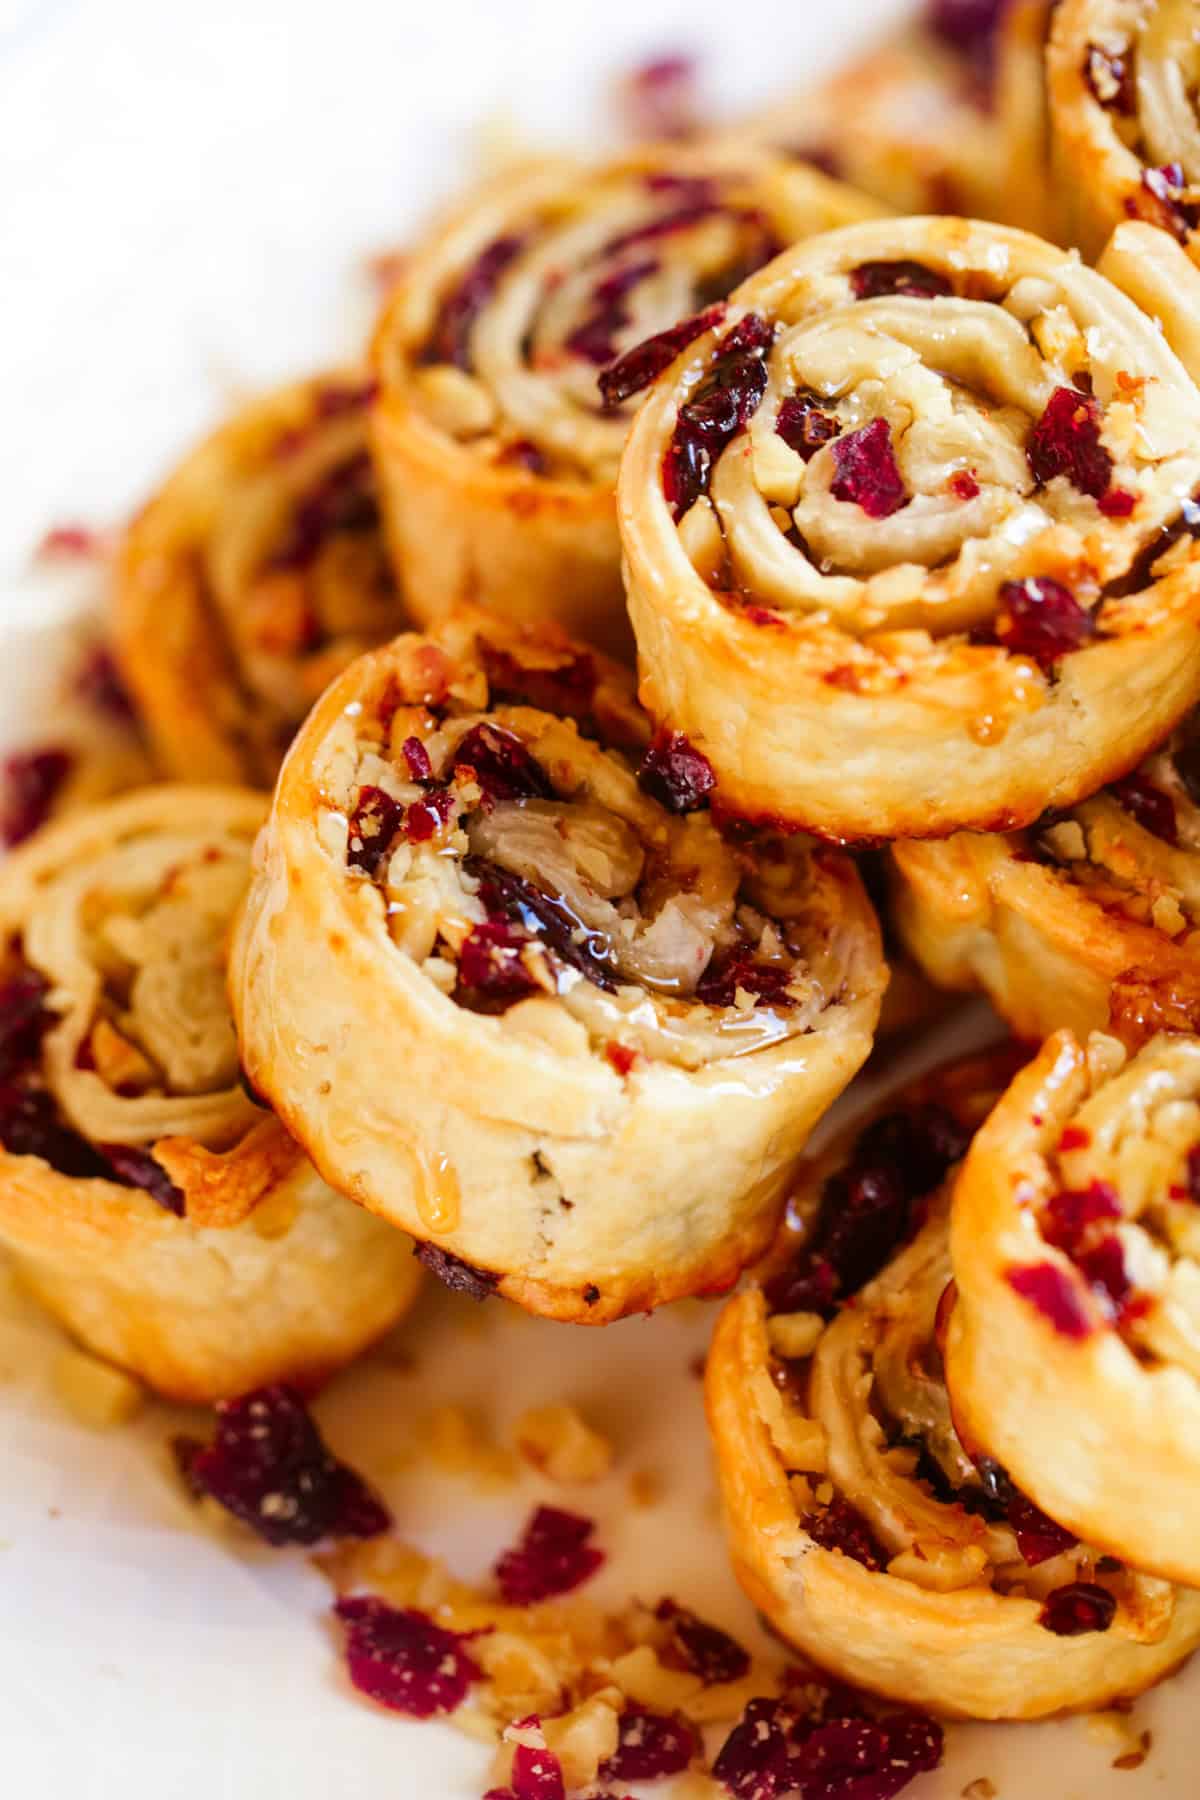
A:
[
  {"left": 515, "top": 1403, "right": 614, "bottom": 1484},
  {"left": 418, "top": 1404, "right": 518, "bottom": 1490}
]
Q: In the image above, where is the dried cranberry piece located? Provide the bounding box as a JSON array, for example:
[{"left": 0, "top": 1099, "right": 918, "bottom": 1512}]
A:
[
  {"left": 511, "top": 1739, "right": 566, "bottom": 1800},
  {"left": 949, "top": 470, "right": 980, "bottom": 500},
  {"left": 713, "top": 1697, "right": 800, "bottom": 1800},
  {"left": 494, "top": 1505, "right": 605, "bottom": 1604},
  {"left": 1006, "top": 1491, "right": 1078, "bottom": 1565},
  {"left": 662, "top": 427, "right": 713, "bottom": 519},
  {"left": 401, "top": 735, "right": 433, "bottom": 782},
  {"left": 660, "top": 313, "right": 774, "bottom": 516},
  {"left": 498, "top": 440, "right": 548, "bottom": 476},
  {"left": 479, "top": 642, "right": 597, "bottom": 721},
  {"left": 1075, "top": 1234, "right": 1135, "bottom": 1320},
  {"left": 1110, "top": 773, "right": 1177, "bottom": 844},
  {"left": 655, "top": 1598, "right": 750, "bottom": 1684},
  {"left": 622, "top": 53, "right": 701, "bottom": 141},
  {"left": 801, "top": 1497, "right": 886, "bottom": 1570},
  {"left": 0, "top": 968, "right": 52, "bottom": 1082},
  {"left": 850, "top": 260, "right": 951, "bottom": 300},
  {"left": 414, "top": 1241, "right": 499, "bottom": 1300},
  {"left": 1185, "top": 1144, "right": 1200, "bottom": 1202},
  {"left": 830, "top": 420, "right": 908, "bottom": 519},
  {"left": 98, "top": 1144, "right": 184, "bottom": 1217},
  {"left": 1139, "top": 163, "right": 1200, "bottom": 244},
  {"left": 2, "top": 749, "right": 72, "bottom": 847},
  {"left": 927, "top": 0, "right": 1005, "bottom": 56},
  {"left": 425, "top": 234, "right": 525, "bottom": 369},
  {"left": 74, "top": 646, "right": 136, "bottom": 724},
  {"left": 696, "top": 951, "right": 793, "bottom": 1010},
  {"left": 334, "top": 1595, "right": 481, "bottom": 1716},
  {"left": 452, "top": 724, "right": 555, "bottom": 804},
  {"left": 469, "top": 861, "right": 620, "bottom": 993},
  {"left": 599, "top": 303, "right": 725, "bottom": 407},
  {"left": 1039, "top": 1581, "right": 1117, "bottom": 1635},
  {"left": 1027, "top": 386, "right": 1114, "bottom": 498},
  {"left": 404, "top": 789, "right": 455, "bottom": 842},
  {"left": 797, "top": 1714, "right": 942, "bottom": 1800},
  {"left": 566, "top": 258, "right": 659, "bottom": 366},
  {"left": 1098, "top": 486, "right": 1136, "bottom": 517},
  {"left": 994, "top": 578, "right": 1095, "bottom": 669},
  {"left": 455, "top": 915, "right": 542, "bottom": 1009},
  {"left": 37, "top": 522, "right": 102, "bottom": 559},
  {"left": 269, "top": 452, "right": 378, "bottom": 570},
  {"left": 0, "top": 1085, "right": 112, "bottom": 1178},
  {"left": 601, "top": 1709, "right": 698, "bottom": 1782},
  {"left": 185, "top": 1384, "right": 391, "bottom": 1546},
  {"left": 1006, "top": 1262, "right": 1094, "bottom": 1339},
  {"left": 638, "top": 730, "right": 716, "bottom": 813},
  {"left": 1042, "top": 1181, "right": 1121, "bottom": 1250},
  {"left": 777, "top": 393, "right": 841, "bottom": 461},
  {"left": 347, "top": 786, "right": 405, "bottom": 876},
  {"left": 1084, "top": 43, "right": 1135, "bottom": 113}
]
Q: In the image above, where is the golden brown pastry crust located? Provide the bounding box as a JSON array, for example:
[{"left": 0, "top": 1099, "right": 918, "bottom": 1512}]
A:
[
  {"left": 0, "top": 787, "right": 420, "bottom": 1401},
  {"left": 116, "top": 373, "right": 405, "bottom": 787},
  {"left": 369, "top": 145, "right": 882, "bottom": 658},
  {"left": 706, "top": 1050, "right": 1200, "bottom": 1718},
  {"left": 230, "top": 611, "right": 885, "bottom": 1322},
  {"left": 948, "top": 1030, "right": 1200, "bottom": 1588},
  {"left": 892, "top": 710, "right": 1200, "bottom": 1047},
  {"left": 619, "top": 214, "right": 1200, "bottom": 841}
]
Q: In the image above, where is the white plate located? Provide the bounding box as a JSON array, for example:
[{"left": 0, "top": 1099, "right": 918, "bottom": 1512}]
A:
[{"left": 0, "top": 3, "right": 1192, "bottom": 1796}]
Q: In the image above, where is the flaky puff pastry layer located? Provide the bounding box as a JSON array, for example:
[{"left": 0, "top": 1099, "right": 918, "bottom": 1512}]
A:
[
  {"left": 892, "top": 708, "right": 1200, "bottom": 1048},
  {"left": 116, "top": 373, "right": 405, "bottom": 787},
  {"left": 948, "top": 1031, "right": 1200, "bottom": 1587},
  {"left": 0, "top": 788, "right": 420, "bottom": 1401},
  {"left": 369, "top": 144, "right": 881, "bottom": 658},
  {"left": 619, "top": 214, "right": 1200, "bottom": 841},
  {"left": 230, "top": 611, "right": 885, "bottom": 1322},
  {"left": 706, "top": 1050, "right": 1200, "bottom": 1718}
]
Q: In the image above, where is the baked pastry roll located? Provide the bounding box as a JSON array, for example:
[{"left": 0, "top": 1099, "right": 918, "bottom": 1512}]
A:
[
  {"left": 369, "top": 146, "right": 880, "bottom": 657},
  {"left": 230, "top": 611, "right": 886, "bottom": 1322},
  {"left": 706, "top": 1050, "right": 1200, "bottom": 1717},
  {"left": 116, "top": 373, "right": 404, "bottom": 786},
  {"left": 0, "top": 788, "right": 421, "bottom": 1401},
  {"left": 1048, "top": 0, "right": 1200, "bottom": 263},
  {"left": 618, "top": 214, "right": 1200, "bottom": 841},
  {"left": 892, "top": 708, "right": 1200, "bottom": 1047},
  {"left": 947, "top": 1029, "right": 1200, "bottom": 1589}
]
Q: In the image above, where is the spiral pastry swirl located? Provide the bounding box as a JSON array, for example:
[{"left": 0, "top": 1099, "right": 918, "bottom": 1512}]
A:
[
  {"left": 948, "top": 1030, "right": 1200, "bottom": 1588},
  {"left": 619, "top": 215, "right": 1200, "bottom": 841},
  {"left": 706, "top": 1051, "right": 1200, "bottom": 1718},
  {"left": 117, "top": 372, "right": 404, "bottom": 786},
  {"left": 0, "top": 788, "right": 420, "bottom": 1400},
  {"left": 370, "top": 145, "right": 879, "bottom": 656},
  {"left": 230, "top": 610, "right": 885, "bottom": 1322}
]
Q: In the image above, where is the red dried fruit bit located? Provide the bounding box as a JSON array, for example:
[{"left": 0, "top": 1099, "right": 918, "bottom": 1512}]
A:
[
  {"left": 1042, "top": 1180, "right": 1121, "bottom": 1249},
  {"left": 347, "top": 786, "right": 405, "bottom": 876},
  {"left": 830, "top": 420, "right": 909, "bottom": 519},
  {"left": 455, "top": 916, "right": 542, "bottom": 1008},
  {"left": 801, "top": 1497, "right": 886, "bottom": 1570},
  {"left": 660, "top": 314, "right": 773, "bottom": 516},
  {"left": 1039, "top": 1581, "right": 1117, "bottom": 1635},
  {"left": 494, "top": 1505, "right": 605, "bottom": 1604},
  {"left": 712, "top": 1696, "right": 800, "bottom": 1800},
  {"left": 622, "top": 53, "right": 701, "bottom": 141},
  {"left": 1098, "top": 486, "right": 1136, "bottom": 517},
  {"left": 994, "top": 577, "right": 1095, "bottom": 669},
  {"left": 1110, "top": 773, "right": 1177, "bottom": 844},
  {"left": 469, "top": 860, "right": 620, "bottom": 993},
  {"left": 0, "top": 1084, "right": 112, "bottom": 1178},
  {"left": 315, "top": 378, "right": 378, "bottom": 418},
  {"left": 425, "top": 234, "right": 525, "bottom": 369},
  {"left": 404, "top": 789, "right": 456, "bottom": 843},
  {"left": 511, "top": 1739, "right": 566, "bottom": 1800},
  {"left": 36, "top": 522, "right": 103, "bottom": 559},
  {"left": 186, "top": 1384, "right": 391, "bottom": 1546},
  {"left": 74, "top": 646, "right": 136, "bottom": 723},
  {"left": 479, "top": 641, "right": 597, "bottom": 721},
  {"left": 1186, "top": 1144, "right": 1200, "bottom": 1202},
  {"left": 269, "top": 452, "right": 379, "bottom": 570},
  {"left": 497, "top": 439, "right": 549, "bottom": 476},
  {"left": 1006, "top": 1262, "right": 1094, "bottom": 1339},
  {"left": 777, "top": 393, "right": 841, "bottom": 462},
  {"left": 414, "top": 1241, "right": 499, "bottom": 1300},
  {"left": 696, "top": 951, "right": 793, "bottom": 1010},
  {"left": 655, "top": 1598, "right": 751, "bottom": 1684},
  {"left": 1139, "top": 163, "right": 1200, "bottom": 243},
  {"left": 606, "top": 1041, "right": 637, "bottom": 1076},
  {"left": 335, "top": 1595, "right": 482, "bottom": 1716},
  {"left": 1027, "top": 386, "right": 1114, "bottom": 498},
  {"left": 1058, "top": 1124, "right": 1091, "bottom": 1151},
  {"left": 797, "top": 1713, "right": 942, "bottom": 1800},
  {"left": 1084, "top": 42, "right": 1135, "bottom": 113},
  {"left": 1075, "top": 1234, "right": 1136, "bottom": 1321},
  {"left": 1006, "top": 1490, "right": 1078, "bottom": 1565},
  {"left": 452, "top": 724, "right": 555, "bottom": 804},
  {"left": 2, "top": 749, "right": 73, "bottom": 847},
  {"left": 949, "top": 470, "right": 980, "bottom": 500},
  {"left": 0, "top": 967, "right": 52, "bottom": 1082},
  {"left": 598, "top": 304, "right": 726, "bottom": 408},
  {"left": 927, "top": 0, "right": 1006, "bottom": 56},
  {"left": 401, "top": 735, "right": 433, "bottom": 781},
  {"left": 98, "top": 1143, "right": 185, "bottom": 1217},
  {"left": 638, "top": 730, "right": 716, "bottom": 813},
  {"left": 849, "top": 260, "right": 952, "bottom": 300},
  {"left": 601, "top": 1709, "right": 699, "bottom": 1782},
  {"left": 566, "top": 258, "right": 660, "bottom": 366}
]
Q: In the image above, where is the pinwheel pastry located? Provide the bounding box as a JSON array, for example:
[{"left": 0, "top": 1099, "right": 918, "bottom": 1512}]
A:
[
  {"left": 230, "top": 610, "right": 886, "bottom": 1322},
  {"left": 369, "top": 145, "right": 880, "bottom": 657},
  {"left": 618, "top": 214, "right": 1200, "bottom": 842},
  {"left": 706, "top": 1050, "right": 1200, "bottom": 1718},
  {"left": 1048, "top": 0, "right": 1200, "bottom": 264},
  {"left": 892, "top": 708, "right": 1200, "bottom": 1047},
  {"left": 116, "top": 372, "right": 404, "bottom": 787},
  {"left": 947, "top": 1029, "right": 1200, "bottom": 1590},
  {"left": 0, "top": 788, "right": 421, "bottom": 1402}
]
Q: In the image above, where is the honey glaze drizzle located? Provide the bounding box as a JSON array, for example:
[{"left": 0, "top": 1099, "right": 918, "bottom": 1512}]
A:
[{"left": 411, "top": 1140, "right": 462, "bottom": 1233}]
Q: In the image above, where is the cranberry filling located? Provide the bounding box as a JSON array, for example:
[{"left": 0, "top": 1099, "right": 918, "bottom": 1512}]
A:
[
  {"left": 655, "top": 1598, "right": 750, "bottom": 1684},
  {"left": 0, "top": 967, "right": 53, "bottom": 1082},
  {"left": 468, "top": 860, "right": 621, "bottom": 993},
  {"left": 511, "top": 1737, "right": 566, "bottom": 1800},
  {"left": 1006, "top": 1262, "right": 1094, "bottom": 1339},
  {"left": 1084, "top": 42, "right": 1135, "bottom": 113},
  {"left": 622, "top": 53, "right": 701, "bottom": 141},
  {"left": 424, "top": 234, "right": 525, "bottom": 369},
  {"left": 994, "top": 578, "right": 1095, "bottom": 669},
  {"left": 661, "top": 313, "right": 774, "bottom": 518},
  {"left": 404, "top": 789, "right": 455, "bottom": 843},
  {"left": 796, "top": 1714, "right": 943, "bottom": 1800},
  {"left": 334, "top": 1595, "right": 482, "bottom": 1716},
  {"left": 1138, "top": 163, "right": 1200, "bottom": 244},
  {"left": 1042, "top": 1181, "right": 1121, "bottom": 1250},
  {"left": 637, "top": 729, "right": 716, "bottom": 813},
  {"left": 1110, "top": 773, "right": 1177, "bottom": 844},
  {"left": 269, "top": 453, "right": 379, "bottom": 571},
  {"left": 713, "top": 1696, "right": 801, "bottom": 1800},
  {"left": 494, "top": 1504, "right": 605, "bottom": 1604},
  {"left": 0, "top": 1085, "right": 113, "bottom": 1180},
  {"left": 927, "top": 0, "right": 1006, "bottom": 58},
  {"left": 182, "top": 1384, "right": 391, "bottom": 1546},
  {"left": 347, "top": 786, "right": 405, "bottom": 877},
  {"left": 497, "top": 440, "right": 548, "bottom": 476},
  {"left": 452, "top": 724, "right": 555, "bottom": 804},
  {"left": 600, "top": 1709, "right": 698, "bottom": 1782},
  {"left": 802, "top": 1497, "right": 886, "bottom": 1570},
  {"left": 850, "top": 260, "right": 952, "bottom": 300},
  {"left": 479, "top": 642, "right": 597, "bottom": 722},
  {"left": 1039, "top": 1581, "right": 1117, "bottom": 1636},
  {"left": 598, "top": 303, "right": 726, "bottom": 408},
  {"left": 949, "top": 470, "right": 980, "bottom": 500},
  {"left": 1006, "top": 1491, "right": 1079, "bottom": 1565},
  {"left": 74, "top": 646, "right": 137, "bottom": 724},
  {"left": 829, "top": 420, "right": 908, "bottom": 519},
  {"left": 566, "top": 258, "right": 660, "bottom": 366},
  {"left": 1074, "top": 1234, "right": 1136, "bottom": 1322},
  {"left": 776, "top": 393, "right": 841, "bottom": 461},
  {"left": 414, "top": 1241, "right": 499, "bottom": 1300},
  {"left": 1027, "top": 386, "right": 1114, "bottom": 499},
  {"left": 402, "top": 736, "right": 433, "bottom": 782},
  {"left": 2, "top": 749, "right": 73, "bottom": 847},
  {"left": 1098, "top": 486, "right": 1136, "bottom": 518},
  {"left": 1185, "top": 1145, "right": 1200, "bottom": 1203},
  {"left": 98, "top": 1144, "right": 184, "bottom": 1217},
  {"left": 696, "top": 951, "right": 793, "bottom": 1010},
  {"left": 455, "top": 915, "right": 542, "bottom": 1010}
]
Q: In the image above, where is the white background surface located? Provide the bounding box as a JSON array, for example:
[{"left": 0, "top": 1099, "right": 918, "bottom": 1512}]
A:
[{"left": 0, "top": 3, "right": 1192, "bottom": 1796}]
